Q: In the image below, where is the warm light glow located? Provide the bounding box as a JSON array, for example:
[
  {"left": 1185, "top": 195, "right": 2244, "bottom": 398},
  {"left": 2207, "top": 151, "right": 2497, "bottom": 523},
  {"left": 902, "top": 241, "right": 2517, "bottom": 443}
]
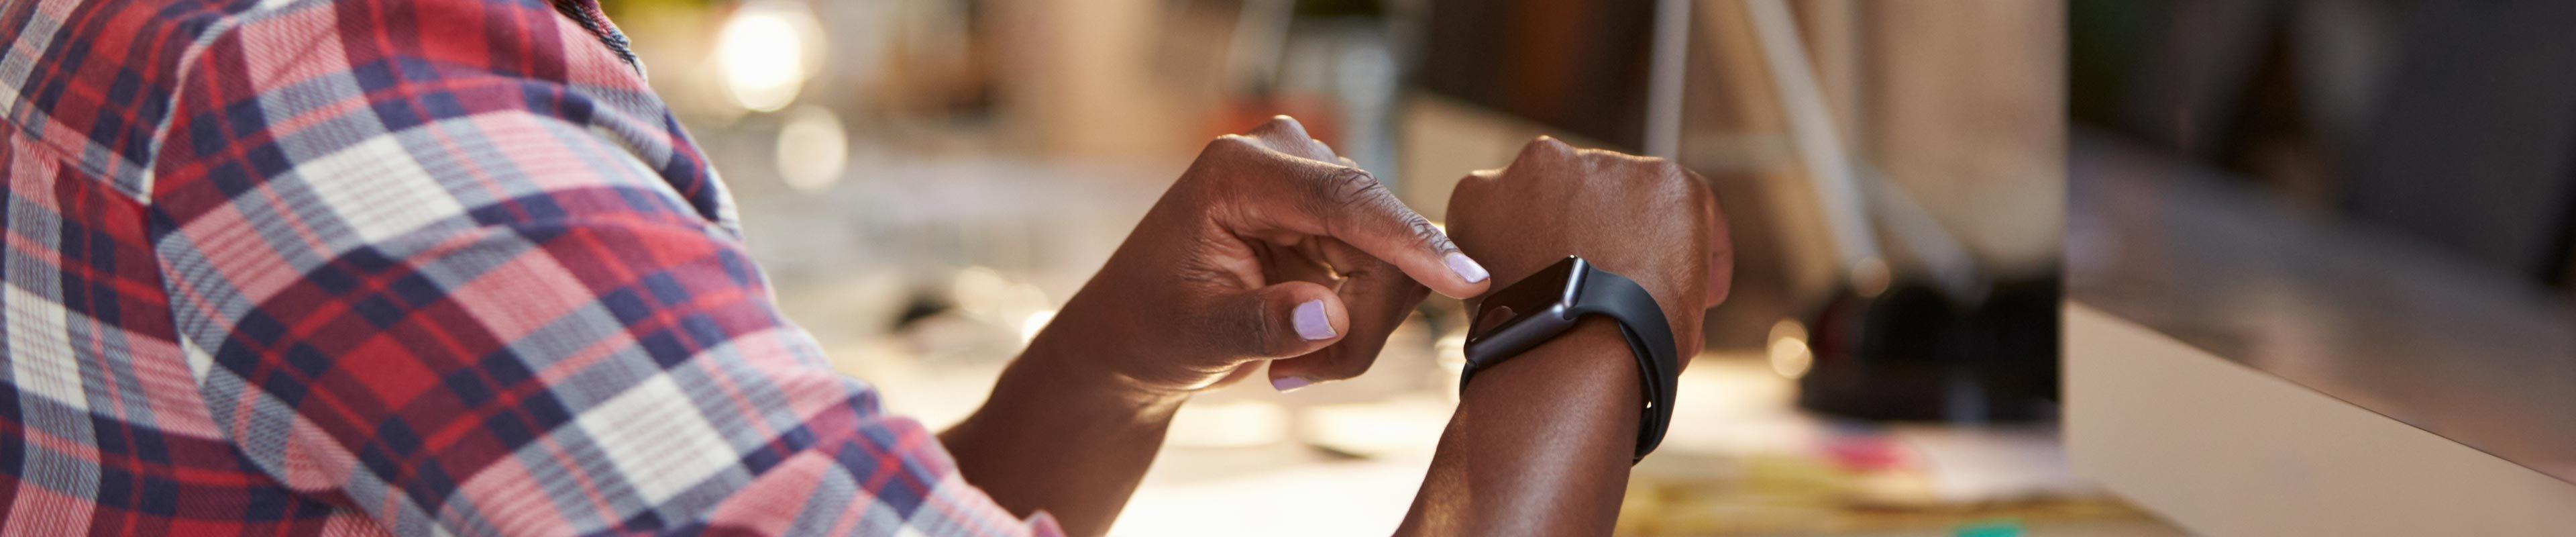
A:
[
  {"left": 716, "top": 2, "right": 822, "bottom": 112},
  {"left": 949, "top": 266, "right": 1049, "bottom": 331},
  {"left": 1768, "top": 337, "right": 1813, "bottom": 379},
  {"left": 1303, "top": 401, "right": 1451, "bottom": 457},
  {"left": 1020, "top": 310, "right": 1056, "bottom": 344},
  {"left": 1851, "top": 257, "right": 1892, "bottom": 298},
  {"left": 1164, "top": 400, "right": 1288, "bottom": 448},
  {"left": 951, "top": 266, "right": 1011, "bottom": 315},
  {"left": 1768, "top": 319, "right": 1813, "bottom": 379},
  {"left": 1769, "top": 318, "right": 1807, "bottom": 342},
  {"left": 775, "top": 105, "right": 848, "bottom": 192}
]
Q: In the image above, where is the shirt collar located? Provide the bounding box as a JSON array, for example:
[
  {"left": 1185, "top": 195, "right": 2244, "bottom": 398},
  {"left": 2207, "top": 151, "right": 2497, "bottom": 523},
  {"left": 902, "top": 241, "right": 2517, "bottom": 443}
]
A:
[{"left": 549, "top": 0, "right": 645, "bottom": 78}]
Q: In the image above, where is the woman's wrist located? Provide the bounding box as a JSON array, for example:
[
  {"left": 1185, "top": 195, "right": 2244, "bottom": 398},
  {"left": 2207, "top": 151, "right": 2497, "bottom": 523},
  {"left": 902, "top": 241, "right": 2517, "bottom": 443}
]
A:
[
  {"left": 1399, "top": 318, "right": 1644, "bottom": 536},
  {"left": 1010, "top": 320, "right": 1195, "bottom": 416},
  {"left": 1454, "top": 317, "right": 1644, "bottom": 463}
]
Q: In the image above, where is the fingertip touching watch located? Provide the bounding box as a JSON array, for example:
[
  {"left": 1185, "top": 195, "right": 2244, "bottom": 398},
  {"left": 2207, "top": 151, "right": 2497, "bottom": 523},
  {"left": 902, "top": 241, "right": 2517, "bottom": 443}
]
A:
[{"left": 1461, "top": 256, "right": 1679, "bottom": 463}]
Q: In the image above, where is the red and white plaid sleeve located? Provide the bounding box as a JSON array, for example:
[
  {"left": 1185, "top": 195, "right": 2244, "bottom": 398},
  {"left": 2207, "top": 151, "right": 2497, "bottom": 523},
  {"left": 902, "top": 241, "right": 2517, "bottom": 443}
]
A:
[{"left": 138, "top": 0, "right": 1061, "bottom": 534}]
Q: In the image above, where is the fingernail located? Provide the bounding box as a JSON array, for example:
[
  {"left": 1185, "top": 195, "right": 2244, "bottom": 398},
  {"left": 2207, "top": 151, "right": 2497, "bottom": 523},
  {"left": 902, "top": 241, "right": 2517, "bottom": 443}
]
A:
[
  {"left": 1272, "top": 376, "right": 1313, "bottom": 393},
  {"left": 1293, "top": 299, "right": 1335, "bottom": 340},
  {"left": 1444, "top": 252, "right": 1490, "bottom": 283}
]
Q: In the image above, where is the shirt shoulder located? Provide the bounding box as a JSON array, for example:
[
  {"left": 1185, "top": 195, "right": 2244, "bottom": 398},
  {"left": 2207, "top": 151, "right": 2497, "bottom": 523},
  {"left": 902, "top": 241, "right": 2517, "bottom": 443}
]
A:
[
  {"left": 0, "top": 0, "right": 241, "bottom": 197},
  {"left": 0, "top": 0, "right": 727, "bottom": 226}
]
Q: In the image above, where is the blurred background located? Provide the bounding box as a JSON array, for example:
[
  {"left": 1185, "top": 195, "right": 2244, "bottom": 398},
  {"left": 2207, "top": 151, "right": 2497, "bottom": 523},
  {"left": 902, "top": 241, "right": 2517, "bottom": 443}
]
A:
[
  {"left": 590, "top": 0, "right": 2153, "bottom": 534},
  {"left": 2066, "top": 0, "right": 2576, "bottom": 533}
]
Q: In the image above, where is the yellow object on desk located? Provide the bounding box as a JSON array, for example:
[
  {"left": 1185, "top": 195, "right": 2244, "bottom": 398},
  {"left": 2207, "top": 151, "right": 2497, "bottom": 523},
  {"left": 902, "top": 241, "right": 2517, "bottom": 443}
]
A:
[
  {"left": 1617, "top": 450, "right": 2156, "bottom": 536},
  {"left": 1609, "top": 358, "right": 2171, "bottom": 536}
]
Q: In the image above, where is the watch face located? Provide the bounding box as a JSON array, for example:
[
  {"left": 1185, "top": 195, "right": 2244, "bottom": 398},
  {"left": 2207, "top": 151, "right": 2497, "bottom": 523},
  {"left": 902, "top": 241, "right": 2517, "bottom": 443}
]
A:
[{"left": 1466, "top": 256, "right": 1585, "bottom": 348}]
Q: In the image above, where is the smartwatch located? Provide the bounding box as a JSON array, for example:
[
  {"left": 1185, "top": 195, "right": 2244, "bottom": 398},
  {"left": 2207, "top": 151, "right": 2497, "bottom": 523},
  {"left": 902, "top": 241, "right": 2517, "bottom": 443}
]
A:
[{"left": 1462, "top": 256, "right": 1679, "bottom": 463}]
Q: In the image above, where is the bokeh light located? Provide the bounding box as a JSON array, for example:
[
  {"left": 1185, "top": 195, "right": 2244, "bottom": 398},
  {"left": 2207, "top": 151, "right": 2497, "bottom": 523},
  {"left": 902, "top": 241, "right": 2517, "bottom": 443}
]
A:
[
  {"left": 716, "top": 1, "right": 824, "bottom": 112},
  {"left": 775, "top": 105, "right": 849, "bottom": 192}
]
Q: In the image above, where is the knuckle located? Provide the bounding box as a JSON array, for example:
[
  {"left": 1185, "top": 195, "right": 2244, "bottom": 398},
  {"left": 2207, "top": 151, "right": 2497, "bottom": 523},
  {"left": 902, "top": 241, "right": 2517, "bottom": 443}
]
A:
[
  {"left": 1601, "top": 152, "right": 1690, "bottom": 189},
  {"left": 1652, "top": 158, "right": 1691, "bottom": 184},
  {"left": 1405, "top": 212, "right": 1452, "bottom": 250},
  {"left": 1206, "top": 134, "right": 1256, "bottom": 155},
  {"left": 1305, "top": 168, "right": 1446, "bottom": 248},
  {"left": 1308, "top": 166, "right": 1387, "bottom": 215},
  {"left": 1456, "top": 170, "right": 1503, "bottom": 195},
  {"left": 1309, "top": 138, "right": 1343, "bottom": 158},
  {"left": 1237, "top": 297, "right": 1293, "bottom": 356},
  {"left": 1515, "top": 136, "right": 1571, "bottom": 163},
  {"left": 1636, "top": 153, "right": 1675, "bottom": 170},
  {"left": 1299, "top": 167, "right": 1429, "bottom": 248},
  {"left": 1256, "top": 115, "right": 1304, "bottom": 136},
  {"left": 1451, "top": 170, "right": 1497, "bottom": 195},
  {"left": 1645, "top": 161, "right": 1685, "bottom": 189}
]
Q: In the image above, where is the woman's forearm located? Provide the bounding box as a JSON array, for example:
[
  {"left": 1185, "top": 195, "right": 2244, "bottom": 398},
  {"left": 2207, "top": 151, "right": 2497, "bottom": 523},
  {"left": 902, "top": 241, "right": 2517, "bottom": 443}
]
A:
[
  {"left": 947, "top": 313, "right": 1650, "bottom": 537},
  {"left": 1397, "top": 318, "right": 1646, "bottom": 536}
]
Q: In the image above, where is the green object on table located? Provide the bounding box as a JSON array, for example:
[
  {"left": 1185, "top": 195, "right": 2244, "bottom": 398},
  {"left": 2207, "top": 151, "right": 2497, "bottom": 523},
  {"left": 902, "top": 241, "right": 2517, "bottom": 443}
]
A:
[{"left": 1953, "top": 520, "right": 2024, "bottom": 537}]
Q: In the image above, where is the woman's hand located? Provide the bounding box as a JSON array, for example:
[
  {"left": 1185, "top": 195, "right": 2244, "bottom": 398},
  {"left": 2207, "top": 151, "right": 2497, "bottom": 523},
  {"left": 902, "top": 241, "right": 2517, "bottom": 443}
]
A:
[
  {"left": 1445, "top": 137, "right": 1732, "bottom": 360},
  {"left": 1035, "top": 115, "right": 1492, "bottom": 399},
  {"left": 948, "top": 116, "right": 1494, "bottom": 532},
  {"left": 948, "top": 117, "right": 1488, "bottom": 534},
  {"left": 1393, "top": 138, "right": 1733, "bottom": 537}
]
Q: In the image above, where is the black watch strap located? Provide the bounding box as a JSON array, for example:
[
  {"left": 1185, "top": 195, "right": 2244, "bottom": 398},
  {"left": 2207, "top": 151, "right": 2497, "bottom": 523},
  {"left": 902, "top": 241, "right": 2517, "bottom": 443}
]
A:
[
  {"left": 1458, "top": 257, "right": 1680, "bottom": 464},
  {"left": 1567, "top": 271, "right": 1678, "bottom": 462}
]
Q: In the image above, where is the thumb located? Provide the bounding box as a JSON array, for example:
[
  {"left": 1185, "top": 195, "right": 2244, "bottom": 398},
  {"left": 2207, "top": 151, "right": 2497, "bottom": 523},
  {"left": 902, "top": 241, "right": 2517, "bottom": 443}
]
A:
[
  {"left": 1265, "top": 248, "right": 1426, "bottom": 391},
  {"left": 1211, "top": 280, "right": 1348, "bottom": 362}
]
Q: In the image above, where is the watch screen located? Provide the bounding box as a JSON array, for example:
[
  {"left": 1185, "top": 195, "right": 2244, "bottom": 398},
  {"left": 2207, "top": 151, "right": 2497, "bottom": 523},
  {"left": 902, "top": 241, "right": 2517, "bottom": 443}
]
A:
[{"left": 1470, "top": 256, "right": 1582, "bottom": 340}]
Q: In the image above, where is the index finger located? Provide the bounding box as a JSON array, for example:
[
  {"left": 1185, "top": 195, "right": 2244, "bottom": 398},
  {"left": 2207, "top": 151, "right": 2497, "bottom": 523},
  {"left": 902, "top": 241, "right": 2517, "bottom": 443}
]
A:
[{"left": 1205, "top": 136, "right": 1492, "bottom": 299}]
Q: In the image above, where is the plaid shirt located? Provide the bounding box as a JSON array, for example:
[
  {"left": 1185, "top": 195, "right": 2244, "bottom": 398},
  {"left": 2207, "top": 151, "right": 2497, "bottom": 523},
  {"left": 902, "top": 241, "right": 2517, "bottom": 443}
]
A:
[{"left": 0, "top": 0, "right": 1060, "bottom": 534}]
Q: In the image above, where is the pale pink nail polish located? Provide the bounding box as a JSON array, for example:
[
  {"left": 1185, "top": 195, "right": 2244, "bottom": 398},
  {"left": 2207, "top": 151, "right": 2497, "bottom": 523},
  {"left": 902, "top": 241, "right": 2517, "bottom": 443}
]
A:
[
  {"left": 1271, "top": 376, "right": 1313, "bottom": 393},
  {"left": 1445, "top": 252, "right": 1490, "bottom": 283},
  {"left": 1293, "top": 299, "right": 1334, "bottom": 340}
]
